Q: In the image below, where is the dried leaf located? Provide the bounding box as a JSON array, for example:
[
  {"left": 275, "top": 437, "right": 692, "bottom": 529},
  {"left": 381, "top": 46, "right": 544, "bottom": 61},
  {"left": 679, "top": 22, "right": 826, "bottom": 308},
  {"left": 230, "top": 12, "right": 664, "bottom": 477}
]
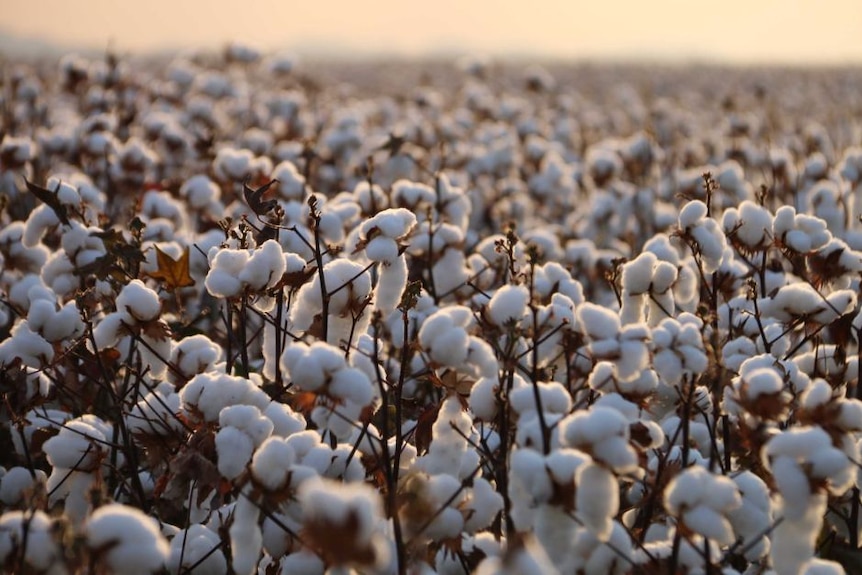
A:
[
  {"left": 25, "top": 178, "right": 70, "bottom": 225},
  {"left": 243, "top": 178, "right": 279, "bottom": 216},
  {"left": 148, "top": 245, "right": 195, "bottom": 290}
]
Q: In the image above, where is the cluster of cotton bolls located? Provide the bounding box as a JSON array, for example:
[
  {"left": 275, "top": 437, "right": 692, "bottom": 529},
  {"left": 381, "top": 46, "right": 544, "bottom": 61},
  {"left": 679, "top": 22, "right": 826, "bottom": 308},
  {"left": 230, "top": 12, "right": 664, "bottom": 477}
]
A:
[{"left": 5, "top": 48, "right": 862, "bottom": 574}]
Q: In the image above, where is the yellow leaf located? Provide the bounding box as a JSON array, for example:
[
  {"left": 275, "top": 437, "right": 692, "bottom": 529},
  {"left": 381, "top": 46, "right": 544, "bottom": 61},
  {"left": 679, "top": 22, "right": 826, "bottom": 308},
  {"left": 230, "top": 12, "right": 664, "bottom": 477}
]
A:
[{"left": 148, "top": 246, "right": 195, "bottom": 290}]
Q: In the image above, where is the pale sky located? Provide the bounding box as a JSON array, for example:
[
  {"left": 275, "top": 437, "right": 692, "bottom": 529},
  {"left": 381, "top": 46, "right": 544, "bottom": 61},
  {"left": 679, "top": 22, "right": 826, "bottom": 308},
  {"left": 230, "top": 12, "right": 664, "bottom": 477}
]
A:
[{"left": 3, "top": 0, "right": 862, "bottom": 63}]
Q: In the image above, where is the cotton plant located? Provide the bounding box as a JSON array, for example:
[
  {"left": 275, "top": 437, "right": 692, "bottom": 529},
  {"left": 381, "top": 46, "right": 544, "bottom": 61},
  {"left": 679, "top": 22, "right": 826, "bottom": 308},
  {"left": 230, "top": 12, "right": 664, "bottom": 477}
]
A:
[
  {"left": 86, "top": 503, "right": 170, "bottom": 575},
  {"left": 677, "top": 199, "right": 728, "bottom": 274},
  {"left": 289, "top": 258, "right": 373, "bottom": 346},
  {"left": 575, "top": 302, "right": 651, "bottom": 384},
  {"left": 91, "top": 279, "right": 172, "bottom": 381},
  {"left": 280, "top": 341, "right": 377, "bottom": 442},
  {"left": 42, "top": 416, "right": 115, "bottom": 525},
  {"left": 763, "top": 426, "right": 856, "bottom": 575},
  {"left": 351, "top": 207, "right": 417, "bottom": 316},
  {"left": 619, "top": 251, "right": 679, "bottom": 326},
  {"left": 0, "top": 510, "right": 67, "bottom": 575}
]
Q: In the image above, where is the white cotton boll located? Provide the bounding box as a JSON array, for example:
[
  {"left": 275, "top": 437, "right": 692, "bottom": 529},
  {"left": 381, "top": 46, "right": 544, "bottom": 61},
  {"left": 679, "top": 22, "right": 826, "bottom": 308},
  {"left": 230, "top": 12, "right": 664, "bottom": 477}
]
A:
[
  {"left": 0, "top": 323, "right": 54, "bottom": 368},
  {"left": 166, "top": 523, "right": 226, "bottom": 575},
  {"left": 87, "top": 504, "right": 170, "bottom": 575},
  {"left": 576, "top": 463, "right": 618, "bottom": 541},
  {"left": 511, "top": 448, "right": 553, "bottom": 504},
  {"left": 487, "top": 284, "right": 530, "bottom": 327},
  {"left": 510, "top": 381, "right": 571, "bottom": 416},
  {"left": 215, "top": 426, "right": 254, "bottom": 481},
  {"left": 419, "top": 313, "right": 470, "bottom": 366},
  {"left": 815, "top": 290, "right": 857, "bottom": 324},
  {"left": 219, "top": 404, "right": 274, "bottom": 446},
  {"left": 577, "top": 303, "right": 620, "bottom": 340},
  {"left": 692, "top": 221, "right": 727, "bottom": 273},
  {"left": 679, "top": 200, "right": 708, "bottom": 229},
  {"left": 622, "top": 252, "right": 656, "bottom": 295},
  {"left": 683, "top": 506, "right": 736, "bottom": 546},
  {"left": 734, "top": 201, "right": 773, "bottom": 249},
  {"left": 251, "top": 437, "right": 295, "bottom": 491},
  {"left": 771, "top": 492, "right": 826, "bottom": 575},
  {"left": 328, "top": 367, "right": 374, "bottom": 406},
  {"left": 22, "top": 204, "right": 59, "bottom": 247},
  {"left": 0, "top": 510, "right": 63, "bottom": 573},
  {"left": 264, "top": 401, "right": 305, "bottom": 438},
  {"left": 278, "top": 549, "right": 326, "bottom": 574},
  {"left": 801, "top": 558, "right": 847, "bottom": 575},
  {"left": 463, "top": 477, "right": 504, "bottom": 532},
  {"left": 0, "top": 467, "right": 46, "bottom": 505},
  {"left": 205, "top": 249, "right": 249, "bottom": 298},
  {"left": 469, "top": 376, "right": 499, "bottom": 421},
  {"left": 365, "top": 235, "right": 399, "bottom": 263},
  {"left": 180, "top": 372, "right": 269, "bottom": 422},
  {"left": 240, "top": 240, "right": 286, "bottom": 291},
  {"left": 43, "top": 419, "right": 106, "bottom": 470},
  {"left": 229, "top": 489, "right": 263, "bottom": 575},
  {"left": 117, "top": 279, "right": 162, "bottom": 322},
  {"left": 374, "top": 254, "right": 408, "bottom": 315}
]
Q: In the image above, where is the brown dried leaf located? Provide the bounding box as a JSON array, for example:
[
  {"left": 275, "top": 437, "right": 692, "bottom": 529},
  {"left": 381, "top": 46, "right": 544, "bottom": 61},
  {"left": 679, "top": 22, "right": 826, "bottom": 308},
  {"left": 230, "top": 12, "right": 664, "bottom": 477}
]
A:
[{"left": 148, "top": 245, "right": 195, "bottom": 290}]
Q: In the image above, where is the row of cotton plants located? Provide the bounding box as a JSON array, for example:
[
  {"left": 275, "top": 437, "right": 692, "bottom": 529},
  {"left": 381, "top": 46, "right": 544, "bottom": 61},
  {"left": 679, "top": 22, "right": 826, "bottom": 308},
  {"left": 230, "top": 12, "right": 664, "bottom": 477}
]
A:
[{"left": 1, "top": 47, "right": 862, "bottom": 574}]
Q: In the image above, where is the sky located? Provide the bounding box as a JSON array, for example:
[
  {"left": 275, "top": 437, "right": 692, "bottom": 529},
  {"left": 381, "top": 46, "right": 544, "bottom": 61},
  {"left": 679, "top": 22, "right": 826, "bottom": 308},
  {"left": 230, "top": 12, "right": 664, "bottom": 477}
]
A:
[{"left": 2, "top": 0, "right": 862, "bottom": 64}]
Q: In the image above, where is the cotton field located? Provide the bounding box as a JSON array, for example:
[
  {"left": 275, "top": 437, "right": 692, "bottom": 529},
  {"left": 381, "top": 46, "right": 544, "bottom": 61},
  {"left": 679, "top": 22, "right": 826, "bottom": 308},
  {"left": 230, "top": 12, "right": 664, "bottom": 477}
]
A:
[{"left": 1, "top": 49, "right": 862, "bottom": 574}]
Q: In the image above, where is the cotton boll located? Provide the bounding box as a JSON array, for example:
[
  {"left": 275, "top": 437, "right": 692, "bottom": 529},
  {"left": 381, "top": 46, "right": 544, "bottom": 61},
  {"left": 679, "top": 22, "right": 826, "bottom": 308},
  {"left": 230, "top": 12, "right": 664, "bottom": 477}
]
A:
[
  {"left": 576, "top": 463, "right": 618, "bottom": 541},
  {"left": 0, "top": 467, "right": 47, "bottom": 506},
  {"left": 250, "top": 437, "right": 296, "bottom": 491},
  {"left": 577, "top": 303, "right": 620, "bottom": 340},
  {"left": 462, "top": 477, "right": 504, "bottom": 532},
  {"left": 298, "top": 476, "right": 388, "bottom": 568},
  {"left": 487, "top": 284, "right": 530, "bottom": 327},
  {"left": 43, "top": 419, "right": 107, "bottom": 471},
  {"left": 166, "top": 523, "right": 226, "bottom": 575},
  {"left": 229, "top": 488, "right": 263, "bottom": 575},
  {"left": 116, "top": 279, "right": 162, "bottom": 322},
  {"left": 679, "top": 200, "right": 708, "bottom": 229},
  {"left": 215, "top": 426, "right": 255, "bottom": 481},
  {"left": 0, "top": 510, "right": 64, "bottom": 573},
  {"left": 469, "top": 376, "right": 499, "bottom": 421},
  {"left": 180, "top": 372, "right": 270, "bottom": 422},
  {"left": 374, "top": 254, "right": 408, "bottom": 315},
  {"left": 87, "top": 504, "right": 170, "bottom": 575},
  {"left": 263, "top": 401, "right": 306, "bottom": 438},
  {"left": 240, "top": 239, "right": 286, "bottom": 291},
  {"left": 205, "top": 249, "right": 249, "bottom": 298}
]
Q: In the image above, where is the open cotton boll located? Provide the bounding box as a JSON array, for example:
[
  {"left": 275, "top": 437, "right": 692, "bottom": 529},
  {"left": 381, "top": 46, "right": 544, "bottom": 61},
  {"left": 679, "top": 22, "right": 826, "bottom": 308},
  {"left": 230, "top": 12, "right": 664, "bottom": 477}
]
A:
[
  {"left": 771, "top": 492, "right": 827, "bottom": 575},
  {"left": 43, "top": 419, "right": 107, "bottom": 471},
  {"left": 360, "top": 207, "right": 417, "bottom": 243},
  {"left": 0, "top": 322, "right": 54, "bottom": 368},
  {"left": 560, "top": 406, "right": 637, "bottom": 473},
  {"left": 180, "top": 372, "right": 270, "bottom": 422},
  {"left": 229, "top": 487, "right": 263, "bottom": 575},
  {"left": 510, "top": 381, "right": 572, "bottom": 416},
  {"left": 0, "top": 510, "right": 64, "bottom": 573},
  {"left": 126, "top": 382, "right": 183, "bottom": 436},
  {"left": 205, "top": 248, "right": 249, "bottom": 298},
  {"left": 87, "top": 504, "right": 170, "bottom": 575},
  {"left": 0, "top": 467, "right": 47, "bottom": 506},
  {"left": 374, "top": 254, "right": 408, "bottom": 315},
  {"left": 116, "top": 279, "right": 162, "bottom": 322},
  {"left": 251, "top": 437, "right": 296, "bottom": 491},
  {"left": 166, "top": 523, "right": 226, "bottom": 575},
  {"left": 298, "top": 476, "right": 389, "bottom": 568},
  {"left": 664, "top": 466, "right": 741, "bottom": 545},
  {"left": 487, "top": 284, "right": 530, "bottom": 326},
  {"left": 577, "top": 302, "right": 620, "bottom": 341},
  {"left": 727, "top": 470, "right": 772, "bottom": 560},
  {"left": 239, "top": 239, "right": 286, "bottom": 291},
  {"left": 576, "top": 463, "right": 618, "bottom": 541},
  {"left": 621, "top": 252, "right": 656, "bottom": 295}
]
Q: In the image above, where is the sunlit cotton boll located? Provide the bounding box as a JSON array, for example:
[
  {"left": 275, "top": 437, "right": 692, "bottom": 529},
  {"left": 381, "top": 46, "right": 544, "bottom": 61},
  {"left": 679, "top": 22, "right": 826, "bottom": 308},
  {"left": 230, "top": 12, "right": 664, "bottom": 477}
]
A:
[{"left": 87, "top": 504, "right": 170, "bottom": 575}]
